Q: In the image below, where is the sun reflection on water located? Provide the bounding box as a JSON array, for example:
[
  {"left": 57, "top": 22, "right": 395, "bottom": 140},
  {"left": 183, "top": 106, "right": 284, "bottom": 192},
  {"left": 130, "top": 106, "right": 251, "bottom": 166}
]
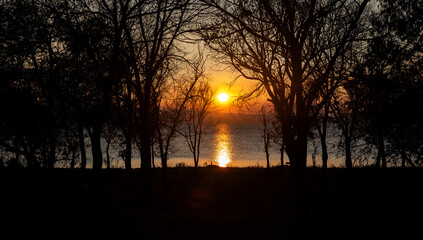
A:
[{"left": 215, "top": 123, "right": 231, "bottom": 167}]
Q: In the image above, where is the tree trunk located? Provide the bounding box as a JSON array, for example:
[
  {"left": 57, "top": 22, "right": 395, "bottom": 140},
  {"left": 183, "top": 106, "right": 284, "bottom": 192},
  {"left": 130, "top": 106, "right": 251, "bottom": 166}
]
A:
[
  {"left": 140, "top": 92, "right": 152, "bottom": 170},
  {"left": 265, "top": 148, "right": 270, "bottom": 169},
  {"left": 285, "top": 130, "right": 308, "bottom": 186},
  {"left": 320, "top": 101, "right": 330, "bottom": 171},
  {"left": 345, "top": 136, "right": 352, "bottom": 169},
  {"left": 156, "top": 129, "right": 166, "bottom": 169},
  {"left": 375, "top": 149, "right": 381, "bottom": 168},
  {"left": 378, "top": 132, "right": 386, "bottom": 168},
  {"left": 320, "top": 134, "right": 328, "bottom": 170},
  {"left": 401, "top": 154, "right": 406, "bottom": 168},
  {"left": 289, "top": 133, "right": 308, "bottom": 171},
  {"left": 47, "top": 137, "right": 56, "bottom": 168},
  {"left": 280, "top": 139, "right": 285, "bottom": 174},
  {"left": 159, "top": 140, "right": 167, "bottom": 170},
  {"left": 78, "top": 122, "right": 87, "bottom": 170},
  {"left": 194, "top": 148, "right": 198, "bottom": 169},
  {"left": 280, "top": 147, "right": 284, "bottom": 170},
  {"left": 125, "top": 131, "right": 132, "bottom": 170},
  {"left": 91, "top": 126, "right": 103, "bottom": 170},
  {"left": 161, "top": 154, "right": 168, "bottom": 170},
  {"left": 160, "top": 150, "right": 167, "bottom": 170},
  {"left": 140, "top": 134, "right": 152, "bottom": 170},
  {"left": 106, "top": 140, "right": 111, "bottom": 169},
  {"left": 290, "top": 54, "right": 308, "bottom": 171},
  {"left": 124, "top": 109, "right": 133, "bottom": 170},
  {"left": 320, "top": 132, "right": 328, "bottom": 193},
  {"left": 151, "top": 144, "right": 155, "bottom": 169},
  {"left": 70, "top": 146, "right": 76, "bottom": 169},
  {"left": 196, "top": 137, "right": 202, "bottom": 169}
]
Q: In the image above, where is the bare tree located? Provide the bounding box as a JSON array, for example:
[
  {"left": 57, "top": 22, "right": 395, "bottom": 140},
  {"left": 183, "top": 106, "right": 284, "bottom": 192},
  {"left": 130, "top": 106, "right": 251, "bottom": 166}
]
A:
[
  {"left": 330, "top": 87, "right": 362, "bottom": 169},
  {"left": 350, "top": 0, "right": 423, "bottom": 168},
  {"left": 102, "top": 120, "right": 121, "bottom": 169},
  {"left": 0, "top": 0, "right": 90, "bottom": 168},
  {"left": 121, "top": 0, "right": 204, "bottom": 170},
  {"left": 65, "top": 0, "right": 205, "bottom": 170},
  {"left": 60, "top": 0, "right": 131, "bottom": 170},
  {"left": 153, "top": 49, "right": 207, "bottom": 169},
  {"left": 199, "top": 0, "right": 370, "bottom": 175},
  {"left": 259, "top": 104, "right": 274, "bottom": 169},
  {"left": 183, "top": 82, "right": 216, "bottom": 169},
  {"left": 272, "top": 118, "right": 286, "bottom": 170}
]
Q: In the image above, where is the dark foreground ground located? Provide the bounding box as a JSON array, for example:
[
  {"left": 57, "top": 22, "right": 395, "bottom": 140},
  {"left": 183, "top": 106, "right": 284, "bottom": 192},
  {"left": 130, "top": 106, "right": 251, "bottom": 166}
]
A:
[{"left": 1, "top": 167, "right": 422, "bottom": 239}]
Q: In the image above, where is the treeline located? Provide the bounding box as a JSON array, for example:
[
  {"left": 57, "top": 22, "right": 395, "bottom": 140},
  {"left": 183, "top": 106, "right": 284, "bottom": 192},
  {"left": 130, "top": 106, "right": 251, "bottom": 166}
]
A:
[
  {"left": 205, "top": 0, "right": 422, "bottom": 170},
  {"left": 256, "top": 0, "right": 422, "bottom": 169},
  {"left": 0, "top": 0, "right": 421, "bottom": 170},
  {"left": 0, "top": 0, "right": 214, "bottom": 169}
]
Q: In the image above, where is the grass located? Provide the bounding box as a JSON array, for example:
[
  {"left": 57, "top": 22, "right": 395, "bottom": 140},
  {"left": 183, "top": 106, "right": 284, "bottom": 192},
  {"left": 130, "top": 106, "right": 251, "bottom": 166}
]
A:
[{"left": 1, "top": 167, "right": 422, "bottom": 239}]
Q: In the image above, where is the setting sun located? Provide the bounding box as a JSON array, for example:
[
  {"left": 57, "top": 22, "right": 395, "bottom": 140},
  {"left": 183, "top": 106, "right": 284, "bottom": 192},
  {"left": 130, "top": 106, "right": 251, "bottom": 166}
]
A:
[{"left": 217, "top": 93, "right": 229, "bottom": 103}]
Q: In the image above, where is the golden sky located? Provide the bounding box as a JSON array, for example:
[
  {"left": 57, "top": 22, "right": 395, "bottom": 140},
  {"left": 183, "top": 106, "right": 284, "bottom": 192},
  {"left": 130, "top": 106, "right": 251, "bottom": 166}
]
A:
[
  {"left": 185, "top": 42, "right": 266, "bottom": 116},
  {"left": 207, "top": 64, "right": 266, "bottom": 115}
]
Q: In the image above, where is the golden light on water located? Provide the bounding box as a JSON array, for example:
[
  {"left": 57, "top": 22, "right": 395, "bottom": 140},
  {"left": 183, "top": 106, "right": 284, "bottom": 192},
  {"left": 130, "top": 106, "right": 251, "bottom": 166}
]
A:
[
  {"left": 215, "top": 124, "right": 231, "bottom": 167},
  {"left": 217, "top": 147, "right": 230, "bottom": 167}
]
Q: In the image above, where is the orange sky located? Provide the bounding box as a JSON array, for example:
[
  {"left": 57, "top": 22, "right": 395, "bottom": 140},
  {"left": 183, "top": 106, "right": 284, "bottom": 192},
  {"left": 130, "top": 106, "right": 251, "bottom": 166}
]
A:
[
  {"left": 207, "top": 63, "right": 266, "bottom": 115},
  {"left": 184, "top": 42, "right": 267, "bottom": 117}
]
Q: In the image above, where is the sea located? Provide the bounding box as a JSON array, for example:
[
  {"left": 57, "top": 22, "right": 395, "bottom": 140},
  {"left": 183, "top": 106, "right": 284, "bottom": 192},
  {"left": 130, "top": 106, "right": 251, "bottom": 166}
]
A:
[{"left": 100, "top": 113, "right": 345, "bottom": 168}]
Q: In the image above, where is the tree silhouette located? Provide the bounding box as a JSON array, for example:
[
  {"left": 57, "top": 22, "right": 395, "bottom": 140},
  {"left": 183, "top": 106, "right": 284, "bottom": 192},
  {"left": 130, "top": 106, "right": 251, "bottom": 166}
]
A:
[
  {"left": 183, "top": 81, "right": 215, "bottom": 169},
  {"left": 0, "top": 0, "right": 78, "bottom": 168},
  {"left": 119, "top": 0, "right": 203, "bottom": 170},
  {"left": 330, "top": 87, "right": 363, "bottom": 169},
  {"left": 153, "top": 50, "right": 207, "bottom": 169},
  {"left": 200, "top": 0, "right": 370, "bottom": 174},
  {"left": 351, "top": 0, "right": 423, "bottom": 167},
  {"left": 259, "top": 104, "right": 274, "bottom": 169},
  {"left": 68, "top": 0, "right": 129, "bottom": 170},
  {"left": 1, "top": 0, "right": 420, "bottom": 172}
]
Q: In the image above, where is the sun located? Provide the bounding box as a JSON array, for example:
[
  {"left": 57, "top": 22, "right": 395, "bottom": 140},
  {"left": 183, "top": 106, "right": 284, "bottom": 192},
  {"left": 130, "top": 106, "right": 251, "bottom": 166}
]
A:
[{"left": 217, "top": 93, "right": 229, "bottom": 103}]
